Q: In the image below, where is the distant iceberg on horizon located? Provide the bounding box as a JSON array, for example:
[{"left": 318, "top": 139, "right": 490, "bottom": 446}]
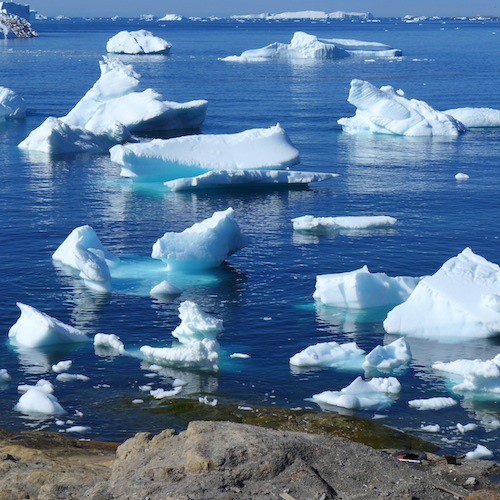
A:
[{"left": 230, "top": 11, "right": 374, "bottom": 21}]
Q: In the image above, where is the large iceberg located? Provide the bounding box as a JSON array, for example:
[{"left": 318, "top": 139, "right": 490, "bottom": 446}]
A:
[
  {"left": 107, "top": 30, "right": 172, "bottom": 54},
  {"left": 165, "top": 170, "right": 336, "bottom": 191},
  {"left": 110, "top": 124, "right": 300, "bottom": 181},
  {"left": 289, "top": 341, "right": 366, "bottom": 370},
  {"left": 151, "top": 208, "right": 246, "bottom": 271},
  {"left": 314, "top": 266, "right": 420, "bottom": 309},
  {"left": 221, "top": 31, "right": 401, "bottom": 62},
  {"left": 0, "top": 86, "right": 26, "bottom": 120},
  {"left": 140, "top": 301, "right": 223, "bottom": 371},
  {"left": 9, "top": 303, "right": 88, "bottom": 348},
  {"left": 338, "top": 79, "right": 467, "bottom": 137},
  {"left": 52, "top": 225, "right": 119, "bottom": 292},
  {"left": 292, "top": 215, "right": 397, "bottom": 233},
  {"left": 384, "top": 248, "right": 500, "bottom": 339},
  {"left": 444, "top": 107, "right": 500, "bottom": 128}
]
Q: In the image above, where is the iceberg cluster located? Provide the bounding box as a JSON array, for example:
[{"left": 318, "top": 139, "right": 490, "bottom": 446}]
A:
[
  {"left": 221, "top": 31, "right": 401, "bottom": 62},
  {"left": 314, "top": 266, "right": 420, "bottom": 309},
  {"left": 140, "top": 301, "right": 224, "bottom": 371},
  {"left": 152, "top": 208, "right": 247, "bottom": 271},
  {"left": 384, "top": 248, "right": 500, "bottom": 339},
  {"left": 292, "top": 215, "right": 397, "bottom": 233},
  {"left": 110, "top": 124, "right": 300, "bottom": 181},
  {"left": 107, "top": 30, "right": 172, "bottom": 54},
  {"left": 0, "top": 86, "right": 26, "bottom": 120},
  {"left": 338, "top": 79, "right": 467, "bottom": 137}
]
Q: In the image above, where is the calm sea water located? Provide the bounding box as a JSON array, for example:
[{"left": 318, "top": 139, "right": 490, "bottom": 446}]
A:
[{"left": 0, "top": 18, "right": 499, "bottom": 456}]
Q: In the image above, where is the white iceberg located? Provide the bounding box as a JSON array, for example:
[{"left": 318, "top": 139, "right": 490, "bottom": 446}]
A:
[
  {"left": 150, "top": 386, "right": 182, "bottom": 399},
  {"left": 107, "top": 30, "right": 172, "bottom": 54},
  {"left": 338, "top": 79, "right": 467, "bottom": 137},
  {"left": 8, "top": 303, "right": 89, "bottom": 348},
  {"left": 383, "top": 248, "right": 500, "bottom": 339},
  {"left": 420, "top": 424, "right": 440, "bottom": 432},
  {"left": 457, "top": 423, "right": 478, "bottom": 434},
  {"left": 0, "top": 86, "right": 26, "bottom": 120},
  {"left": 93, "top": 333, "right": 125, "bottom": 355},
  {"left": 110, "top": 124, "right": 300, "bottom": 181},
  {"left": 314, "top": 266, "right": 420, "bottom": 309},
  {"left": 158, "top": 14, "right": 183, "bottom": 21},
  {"left": 165, "top": 170, "right": 336, "bottom": 191},
  {"left": 140, "top": 301, "right": 224, "bottom": 371},
  {"left": 289, "top": 341, "right": 365, "bottom": 369},
  {"left": 221, "top": 31, "right": 400, "bottom": 62},
  {"left": 362, "top": 337, "right": 412, "bottom": 374},
  {"left": 52, "top": 225, "right": 118, "bottom": 292},
  {"left": 14, "top": 379, "right": 66, "bottom": 416},
  {"left": 465, "top": 444, "right": 493, "bottom": 460},
  {"left": 444, "top": 107, "right": 500, "bottom": 128},
  {"left": 52, "top": 360, "right": 72, "bottom": 373},
  {"left": 151, "top": 208, "right": 247, "bottom": 271},
  {"left": 312, "top": 376, "right": 401, "bottom": 410},
  {"left": 455, "top": 172, "right": 469, "bottom": 181},
  {"left": 55, "top": 373, "right": 90, "bottom": 382},
  {"left": 408, "top": 397, "right": 457, "bottom": 410},
  {"left": 150, "top": 281, "right": 182, "bottom": 297},
  {"left": 292, "top": 215, "right": 397, "bottom": 233}
]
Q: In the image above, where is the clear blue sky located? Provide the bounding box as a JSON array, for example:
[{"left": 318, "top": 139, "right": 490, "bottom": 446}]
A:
[{"left": 27, "top": 1, "right": 500, "bottom": 18}]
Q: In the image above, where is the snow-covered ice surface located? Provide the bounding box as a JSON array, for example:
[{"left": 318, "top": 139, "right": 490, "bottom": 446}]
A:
[
  {"left": 8, "top": 303, "right": 89, "bottom": 348},
  {"left": 292, "top": 215, "right": 396, "bottom": 233},
  {"left": 152, "top": 208, "right": 247, "bottom": 271},
  {"left": 384, "top": 248, "right": 500, "bottom": 339},
  {"left": 107, "top": 30, "right": 172, "bottom": 54},
  {"left": 110, "top": 124, "right": 300, "bottom": 181},
  {"left": 338, "top": 79, "right": 467, "bottom": 137},
  {"left": 444, "top": 107, "right": 500, "bottom": 128},
  {"left": 289, "top": 341, "right": 365, "bottom": 370},
  {"left": 0, "top": 86, "right": 26, "bottom": 120},
  {"left": 221, "top": 31, "right": 401, "bottom": 62},
  {"left": 314, "top": 266, "right": 420, "bottom": 309}
]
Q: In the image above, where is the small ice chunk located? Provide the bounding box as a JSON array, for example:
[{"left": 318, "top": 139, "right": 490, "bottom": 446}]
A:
[
  {"left": 0, "top": 369, "right": 11, "bottom": 383},
  {"left": 139, "top": 385, "right": 152, "bottom": 391},
  {"left": 420, "top": 424, "right": 441, "bottom": 432},
  {"left": 362, "top": 338, "right": 412, "bottom": 374},
  {"left": 172, "top": 378, "right": 187, "bottom": 387},
  {"left": 198, "top": 396, "right": 218, "bottom": 406},
  {"left": 408, "top": 397, "right": 457, "bottom": 410},
  {"left": 289, "top": 341, "right": 365, "bottom": 369},
  {"left": 56, "top": 373, "right": 90, "bottom": 383},
  {"left": 150, "top": 281, "right": 181, "bottom": 297},
  {"left": 93, "top": 333, "right": 125, "bottom": 355},
  {"left": 9, "top": 303, "right": 88, "bottom": 348},
  {"left": 107, "top": 30, "right": 172, "bottom": 54},
  {"left": 465, "top": 444, "right": 493, "bottom": 460},
  {"left": 66, "top": 425, "right": 90, "bottom": 433},
  {"left": 455, "top": 172, "right": 469, "bottom": 181},
  {"left": 52, "top": 360, "right": 73, "bottom": 373},
  {"left": 14, "top": 381, "right": 66, "bottom": 416},
  {"left": 150, "top": 386, "right": 182, "bottom": 399},
  {"left": 292, "top": 215, "right": 397, "bottom": 233},
  {"left": 457, "top": 423, "right": 478, "bottom": 434},
  {"left": 230, "top": 353, "right": 250, "bottom": 359},
  {"left": 18, "top": 379, "right": 54, "bottom": 394},
  {"left": 0, "top": 86, "right": 26, "bottom": 120},
  {"left": 237, "top": 406, "right": 253, "bottom": 411},
  {"left": 132, "top": 399, "right": 144, "bottom": 404}
]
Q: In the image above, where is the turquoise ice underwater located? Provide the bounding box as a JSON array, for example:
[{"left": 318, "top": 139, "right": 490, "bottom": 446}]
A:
[{"left": 0, "top": 17, "right": 499, "bottom": 457}]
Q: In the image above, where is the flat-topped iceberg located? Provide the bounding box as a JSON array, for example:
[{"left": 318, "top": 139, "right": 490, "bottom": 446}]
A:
[
  {"left": 107, "top": 30, "right": 172, "bottom": 54},
  {"left": 221, "top": 31, "right": 401, "bottom": 62},
  {"left": 140, "top": 301, "right": 223, "bottom": 371},
  {"left": 384, "top": 248, "right": 500, "bottom": 339},
  {"left": 408, "top": 397, "right": 457, "bottom": 411},
  {"left": 165, "top": 170, "right": 336, "bottom": 191},
  {"left": 289, "top": 341, "right": 365, "bottom": 370},
  {"left": 292, "top": 215, "right": 397, "bottom": 233},
  {"left": 444, "top": 107, "right": 500, "bottom": 128},
  {"left": 314, "top": 266, "right": 421, "bottom": 309},
  {"left": 338, "top": 79, "right": 467, "bottom": 137},
  {"left": 9, "top": 303, "right": 88, "bottom": 348},
  {"left": 362, "top": 338, "right": 412, "bottom": 374},
  {"left": 110, "top": 124, "right": 300, "bottom": 181},
  {"left": 152, "top": 208, "right": 247, "bottom": 271},
  {"left": 0, "top": 86, "right": 26, "bottom": 120}
]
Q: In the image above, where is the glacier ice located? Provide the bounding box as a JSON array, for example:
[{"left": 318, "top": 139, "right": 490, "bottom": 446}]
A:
[
  {"left": 110, "top": 124, "right": 300, "bottom": 181},
  {"left": 0, "top": 86, "right": 26, "bottom": 120},
  {"left": 384, "top": 248, "right": 500, "bottom": 339},
  {"left": 289, "top": 341, "right": 365, "bottom": 370},
  {"left": 221, "top": 31, "right": 401, "bottom": 62},
  {"left": 314, "top": 266, "right": 420, "bottom": 309},
  {"left": 140, "top": 301, "right": 224, "bottom": 371},
  {"left": 362, "top": 337, "right": 412, "bottom": 374},
  {"left": 338, "top": 79, "right": 467, "bottom": 137},
  {"left": 408, "top": 397, "right": 457, "bottom": 410},
  {"left": 151, "top": 208, "right": 247, "bottom": 271},
  {"left": 292, "top": 214, "right": 397, "bottom": 233},
  {"left": 9, "top": 303, "right": 89, "bottom": 348},
  {"left": 14, "top": 379, "right": 66, "bottom": 416},
  {"left": 165, "top": 170, "right": 336, "bottom": 191},
  {"left": 107, "top": 29, "right": 172, "bottom": 54},
  {"left": 444, "top": 107, "right": 500, "bottom": 128}
]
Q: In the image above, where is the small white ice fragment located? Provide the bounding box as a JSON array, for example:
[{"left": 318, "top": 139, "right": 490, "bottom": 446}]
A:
[
  {"left": 56, "top": 373, "right": 90, "bottom": 383},
  {"left": 420, "top": 424, "right": 441, "bottom": 432},
  {"left": 408, "top": 397, "right": 457, "bottom": 410},
  {"left": 150, "top": 386, "right": 182, "bottom": 399},
  {"left": 198, "top": 396, "right": 218, "bottom": 406},
  {"left": 457, "top": 423, "right": 478, "bottom": 434},
  {"left": 230, "top": 353, "right": 250, "bottom": 359},
  {"left": 465, "top": 444, "right": 493, "bottom": 460},
  {"left": 52, "top": 360, "right": 73, "bottom": 373},
  {"left": 455, "top": 172, "right": 469, "bottom": 181}
]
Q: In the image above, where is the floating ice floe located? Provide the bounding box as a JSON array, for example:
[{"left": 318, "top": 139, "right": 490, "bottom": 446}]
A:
[
  {"left": 362, "top": 337, "right": 412, "bottom": 374},
  {"left": 14, "top": 379, "right": 66, "bottom": 416},
  {"left": 140, "top": 301, "right": 224, "bottom": 371},
  {"left": 150, "top": 280, "right": 182, "bottom": 297},
  {"left": 165, "top": 170, "right": 336, "bottom": 191},
  {"left": 457, "top": 423, "right": 478, "bottom": 434},
  {"left": 93, "top": 333, "right": 125, "bottom": 355},
  {"left": 150, "top": 386, "right": 183, "bottom": 399},
  {"left": 9, "top": 303, "right": 88, "bottom": 348},
  {"left": 0, "top": 86, "right": 26, "bottom": 120},
  {"left": 338, "top": 79, "right": 467, "bottom": 137},
  {"left": 312, "top": 376, "right": 401, "bottom": 410},
  {"left": 432, "top": 353, "right": 500, "bottom": 395},
  {"left": 384, "top": 248, "right": 500, "bottom": 339},
  {"left": 455, "top": 172, "right": 469, "bottom": 181},
  {"left": 107, "top": 30, "right": 172, "bottom": 54},
  {"left": 110, "top": 124, "right": 300, "bottom": 181},
  {"left": 444, "top": 107, "right": 500, "bottom": 128},
  {"left": 465, "top": 444, "right": 493, "bottom": 460},
  {"left": 289, "top": 341, "right": 365, "bottom": 370},
  {"left": 230, "top": 353, "right": 250, "bottom": 359},
  {"left": 151, "top": 208, "right": 247, "bottom": 271},
  {"left": 52, "top": 360, "right": 72, "bottom": 373},
  {"left": 221, "top": 31, "right": 401, "bottom": 62},
  {"left": 52, "top": 225, "right": 119, "bottom": 293},
  {"left": 408, "top": 397, "right": 458, "bottom": 410},
  {"left": 420, "top": 424, "right": 440, "bottom": 432},
  {"left": 314, "top": 266, "right": 421, "bottom": 309},
  {"left": 292, "top": 214, "right": 397, "bottom": 233},
  {"left": 56, "top": 373, "right": 90, "bottom": 382}
]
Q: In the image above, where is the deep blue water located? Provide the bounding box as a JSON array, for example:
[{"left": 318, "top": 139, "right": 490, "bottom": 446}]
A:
[{"left": 0, "top": 18, "right": 499, "bottom": 457}]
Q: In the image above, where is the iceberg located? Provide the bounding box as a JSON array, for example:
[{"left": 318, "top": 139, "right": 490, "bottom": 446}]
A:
[
  {"left": 14, "top": 379, "right": 66, "bottom": 416},
  {"left": 362, "top": 337, "right": 412, "bottom": 374},
  {"left": 314, "top": 266, "right": 420, "bottom": 309},
  {"left": 140, "top": 301, "right": 224, "bottom": 371},
  {"left": 165, "top": 170, "right": 336, "bottom": 191},
  {"left": 151, "top": 208, "right": 246, "bottom": 271},
  {"left": 292, "top": 215, "right": 397, "bottom": 233},
  {"left": 408, "top": 397, "right": 458, "bottom": 410},
  {"left": 52, "top": 225, "right": 118, "bottom": 292},
  {"left": 158, "top": 14, "right": 183, "bottom": 21},
  {"left": 465, "top": 444, "right": 493, "bottom": 460},
  {"left": 384, "top": 248, "right": 500, "bottom": 339},
  {"left": 312, "top": 376, "right": 401, "bottom": 410},
  {"left": 0, "top": 86, "right": 26, "bottom": 120},
  {"left": 221, "top": 31, "right": 401, "bottom": 62},
  {"left": 338, "top": 79, "right": 467, "bottom": 137},
  {"left": 8, "top": 303, "right": 89, "bottom": 348},
  {"left": 93, "top": 333, "right": 125, "bottom": 355},
  {"left": 444, "top": 107, "right": 500, "bottom": 128},
  {"left": 106, "top": 30, "right": 172, "bottom": 54},
  {"left": 231, "top": 11, "right": 373, "bottom": 21},
  {"left": 52, "top": 360, "right": 72, "bottom": 373},
  {"left": 150, "top": 280, "right": 181, "bottom": 296},
  {"left": 110, "top": 124, "right": 300, "bottom": 181},
  {"left": 289, "top": 341, "right": 365, "bottom": 369}
]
